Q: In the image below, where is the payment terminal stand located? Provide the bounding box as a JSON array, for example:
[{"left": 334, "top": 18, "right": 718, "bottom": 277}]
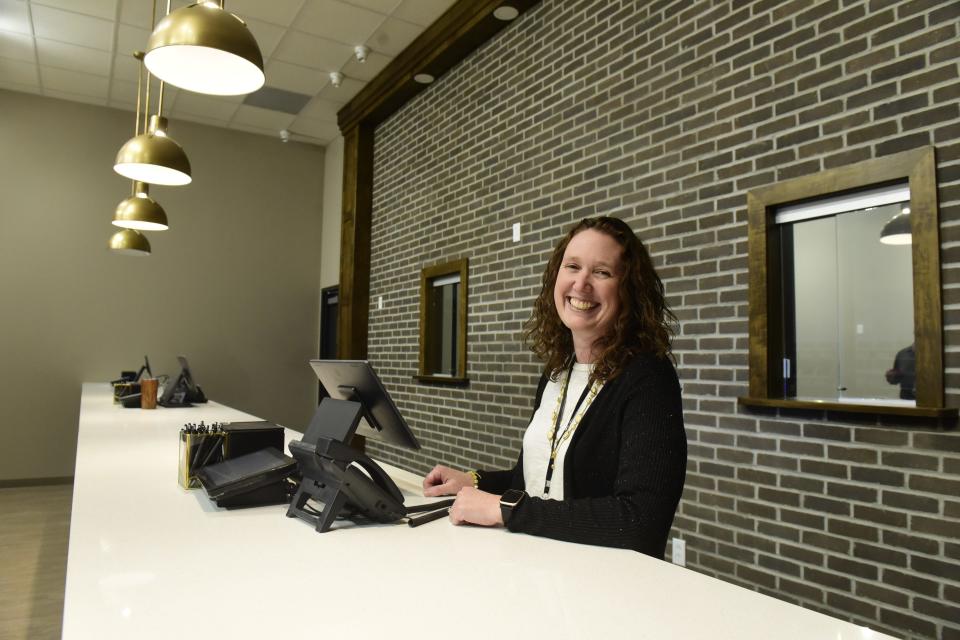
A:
[{"left": 286, "top": 392, "right": 408, "bottom": 533}]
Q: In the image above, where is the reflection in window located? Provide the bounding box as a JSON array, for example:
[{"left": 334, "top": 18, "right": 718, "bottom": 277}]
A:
[
  {"left": 418, "top": 258, "right": 468, "bottom": 382},
  {"left": 775, "top": 183, "right": 914, "bottom": 406},
  {"left": 428, "top": 273, "right": 460, "bottom": 376}
]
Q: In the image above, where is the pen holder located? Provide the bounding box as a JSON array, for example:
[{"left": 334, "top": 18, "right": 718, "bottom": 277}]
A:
[{"left": 178, "top": 431, "right": 224, "bottom": 489}]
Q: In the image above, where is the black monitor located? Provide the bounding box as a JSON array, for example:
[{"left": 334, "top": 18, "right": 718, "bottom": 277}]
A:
[
  {"left": 160, "top": 355, "right": 207, "bottom": 406},
  {"left": 308, "top": 360, "right": 420, "bottom": 450}
]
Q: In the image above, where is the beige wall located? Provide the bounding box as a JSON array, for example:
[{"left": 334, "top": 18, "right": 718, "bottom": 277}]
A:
[
  {"left": 320, "top": 134, "right": 343, "bottom": 289},
  {"left": 0, "top": 90, "right": 325, "bottom": 481}
]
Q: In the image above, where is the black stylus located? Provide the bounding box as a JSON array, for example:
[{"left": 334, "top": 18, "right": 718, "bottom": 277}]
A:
[
  {"left": 405, "top": 498, "right": 456, "bottom": 513},
  {"left": 407, "top": 507, "right": 450, "bottom": 528}
]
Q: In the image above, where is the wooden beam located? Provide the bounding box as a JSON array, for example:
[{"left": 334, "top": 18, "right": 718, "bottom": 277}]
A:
[{"left": 337, "top": 123, "right": 374, "bottom": 360}]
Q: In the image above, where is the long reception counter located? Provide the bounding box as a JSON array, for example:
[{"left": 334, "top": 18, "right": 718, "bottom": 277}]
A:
[{"left": 62, "top": 383, "right": 895, "bottom": 639}]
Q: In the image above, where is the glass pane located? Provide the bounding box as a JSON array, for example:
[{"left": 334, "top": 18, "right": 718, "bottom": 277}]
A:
[
  {"left": 792, "top": 217, "right": 839, "bottom": 399},
  {"left": 836, "top": 204, "right": 914, "bottom": 402},
  {"left": 439, "top": 282, "right": 458, "bottom": 375},
  {"left": 785, "top": 201, "right": 914, "bottom": 405}
]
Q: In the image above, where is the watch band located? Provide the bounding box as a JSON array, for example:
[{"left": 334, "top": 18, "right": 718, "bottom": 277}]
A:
[{"left": 499, "top": 489, "right": 526, "bottom": 526}]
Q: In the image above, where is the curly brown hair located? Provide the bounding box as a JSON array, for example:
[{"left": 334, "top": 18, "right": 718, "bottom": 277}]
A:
[{"left": 523, "top": 216, "right": 675, "bottom": 382}]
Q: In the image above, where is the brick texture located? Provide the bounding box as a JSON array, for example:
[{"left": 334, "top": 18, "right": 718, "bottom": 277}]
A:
[{"left": 364, "top": 2, "right": 960, "bottom": 639}]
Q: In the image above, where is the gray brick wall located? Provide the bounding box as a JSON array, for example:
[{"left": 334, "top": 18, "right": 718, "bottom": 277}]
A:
[{"left": 365, "top": 1, "right": 960, "bottom": 638}]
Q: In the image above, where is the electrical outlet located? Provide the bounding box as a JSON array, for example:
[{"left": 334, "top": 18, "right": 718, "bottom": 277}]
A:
[
  {"left": 512, "top": 222, "right": 521, "bottom": 242},
  {"left": 672, "top": 537, "right": 686, "bottom": 567},
  {"left": 378, "top": 296, "right": 383, "bottom": 310}
]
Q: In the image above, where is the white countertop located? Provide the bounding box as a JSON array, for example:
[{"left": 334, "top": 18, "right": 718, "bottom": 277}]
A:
[{"left": 63, "top": 383, "right": 897, "bottom": 639}]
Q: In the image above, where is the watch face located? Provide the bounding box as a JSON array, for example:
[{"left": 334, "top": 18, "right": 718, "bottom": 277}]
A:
[{"left": 501, "top": 489, "right": 524, "bottom": 507}]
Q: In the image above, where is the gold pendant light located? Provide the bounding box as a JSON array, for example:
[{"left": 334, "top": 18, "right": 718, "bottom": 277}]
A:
[
  {"left": 114, "top": 114, "right": 191, "bottom": 185},
  {"left": 113, "top": 50, "right": 192, "bottom": 186},
  {"left": 108, "top": 228, "right": 152, "bottom": 256},
  {"left": 113, "top": 181, "right": 169, "bottom": 231},
  {"left": 145, "top": 1, "right": 264, "bottom": 96}
]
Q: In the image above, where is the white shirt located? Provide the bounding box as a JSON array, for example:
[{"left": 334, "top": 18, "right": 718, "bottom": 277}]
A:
[{"left": 522, "top": 363, "right": 594, "bottom": 501}]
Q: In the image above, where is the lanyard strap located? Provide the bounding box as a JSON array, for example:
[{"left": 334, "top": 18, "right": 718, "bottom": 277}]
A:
[{"left": 543, "top": 362, "right": 593, "bottom": 494}]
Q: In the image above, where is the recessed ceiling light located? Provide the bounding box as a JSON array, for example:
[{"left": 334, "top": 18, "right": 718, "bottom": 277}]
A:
[
  {"left": 493, "top": 6, "right": 519, "bottom": 20},
  {"left": 414, "top": 73, "right": 435, "bottom": 84}
]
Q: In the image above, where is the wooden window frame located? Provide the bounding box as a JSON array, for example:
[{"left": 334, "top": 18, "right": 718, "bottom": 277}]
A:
[
  {"left": 416, "top": 258, "right": 468, "bottom": 385},
  {"left": 738, "top": 146, "right": 956, "bottom": 418}
]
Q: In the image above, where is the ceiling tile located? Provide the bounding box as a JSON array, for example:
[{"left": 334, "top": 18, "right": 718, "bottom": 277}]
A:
[
  {"left": 40, "top": 65, "right": 109, "bottom": 98},
  {"left": 112, "top": 51, "right": 139, "bottom": 81},
  {"left": 273, "top": 30, "right": 352, "bottom": 71},
  {"left": 0, "top": 29, "right": 35, "bottom": 62},
  {"left": 108, "top": 77, "right": 137, "bottom": 106},
  {"left": 264, "top": 59, "right": 328, "bottom": 94},
  {"left": 316, "top": 75, "right": 363, "bottom": 102},
  {"left": 290, "top": 114, "right": 339, "bottom": 142},
  {"left": 31, "top": 5, "right": 114, "bottom": 51},
  {"left": 170, "top": 111, "right": 231, "bottom": 129},
  {"left": 340, "top": 49, "right": 390, "bottom": 82},
  {"left": 230, "top": 104, "right": 294, "bottom": 130},
  {"left": 118, "top": 0, "right": 191, "bottom": 28},
  {"left": 0, "top": 0, "right": 32, "bottom": 35},
  {"left": 367, "top": 16, "right": 421, "bottom": 56},
  {"left": 228, "top": 0, "right": 305, "bottom": 26},
  {"left": 170, "top": 92, "right": 242, "bottom": 121},
  {"left": 118, "top": 0, "right": 151, "bottom": 28},
  {"left": 36, "top": 38, "right": 112, "bottom": 76},
  {"left": 296, "top": 0, "right": 385, "bottom": 45},
  {"left": 341, "top": 0, "right": 402, "bottom": 15},
  {"left": 43, "top": 87, "right": 108, "bottom": 106},
  {"left": 244, "top": 17, "right": 286, "bottom": 59},
  {"left": 107, "top": 98, "right": 137, "bottom": 113},
  {"left": 33, "top": 0, "right": 119, "bottom": 22},
  {"left": 391, "top": 0, "right": 455, "bottom": 27},
  {"left": 228, "top": 120, "right": 282, "bottom": 139},
  {"left": 115, "top": 24, "right": 150, "bottom": 58},
  {"left": 156, "top": 84, "right": 181, "bottom": 107},
  {"left": 0, "top": 56, "right": 38, "bottom": 84},
  {"left": 299, "top": 95, "right": 342, "bottom": 122},
  {"left": 0, "top": 78, "right": 40, "bottom": 92}
]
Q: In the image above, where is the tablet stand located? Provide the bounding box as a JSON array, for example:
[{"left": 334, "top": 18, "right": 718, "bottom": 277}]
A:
[{"left": 286, "top": 397, "right": 406, "bottom": 533}]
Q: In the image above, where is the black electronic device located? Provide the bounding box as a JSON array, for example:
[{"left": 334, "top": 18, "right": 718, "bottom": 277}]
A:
[
  {"left": 111, "top": 355, "right": 152, "bottom": 386},
  {"left": 220, "top": 421, "right": 284, "bottom": 459},
  {"left": 197, "top": 447, "right": 297, "bottom": 509},
  {"left": 287, "top": 361, "right": 432, "bottom": 533},
  {"left": 112, "top": 355, "right": 154, "bottom": 404},
  {"left": 160, "top": 355, "right": 208, "bottom": 407},
  {"left": 307, "top": 359, "right": 420, "bottom": 449}
]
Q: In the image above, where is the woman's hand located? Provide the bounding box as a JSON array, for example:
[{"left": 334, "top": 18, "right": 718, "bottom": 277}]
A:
[
  {"left": 449, "top": 487, "right": 503, "bottom": 527},
  {"left": 423, "top": 465, "right": 472, "bottom": 497}
]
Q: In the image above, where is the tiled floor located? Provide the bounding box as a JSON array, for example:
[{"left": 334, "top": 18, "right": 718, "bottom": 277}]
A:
[{"left": 0, "top": 484, "right": 72, "bottom": 640}]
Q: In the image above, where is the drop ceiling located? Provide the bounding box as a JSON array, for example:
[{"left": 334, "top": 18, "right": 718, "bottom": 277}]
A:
[{"left": 0, "top": 0, "right": 457, "bottom": 145}]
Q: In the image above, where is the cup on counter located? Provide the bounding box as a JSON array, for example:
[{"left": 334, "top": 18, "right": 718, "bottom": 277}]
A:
[{"left": 141, "top": 378, "right": 158, "bottom": 410}]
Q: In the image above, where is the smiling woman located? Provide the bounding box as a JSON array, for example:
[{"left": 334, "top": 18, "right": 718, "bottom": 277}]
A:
[{"left": 421, "top": 216, "right": 687, "bottom": 557}]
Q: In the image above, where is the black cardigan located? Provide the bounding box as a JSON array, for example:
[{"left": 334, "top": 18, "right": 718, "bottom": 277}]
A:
[{"left": 477, "top": 352, "right": 687, "bottom": 558}]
